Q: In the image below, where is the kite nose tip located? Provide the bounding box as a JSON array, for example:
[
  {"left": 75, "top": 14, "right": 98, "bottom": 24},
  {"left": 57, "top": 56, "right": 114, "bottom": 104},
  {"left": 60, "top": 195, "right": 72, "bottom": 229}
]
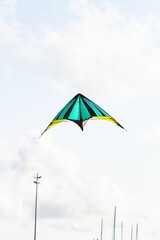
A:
[{"left": 76, "top": 93, "right": 84, "bottom": 97}]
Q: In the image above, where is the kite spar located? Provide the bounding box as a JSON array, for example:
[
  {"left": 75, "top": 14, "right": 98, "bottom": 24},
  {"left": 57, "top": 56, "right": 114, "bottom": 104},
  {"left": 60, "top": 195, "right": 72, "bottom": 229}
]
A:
[{"left": 40, "top": 93, "right": 125, "bottom": 137}]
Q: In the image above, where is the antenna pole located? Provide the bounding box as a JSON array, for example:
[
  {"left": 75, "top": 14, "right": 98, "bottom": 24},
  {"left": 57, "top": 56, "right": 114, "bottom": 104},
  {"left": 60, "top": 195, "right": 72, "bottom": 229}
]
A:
[{"left": 33, "top": 173, "right": 42, "bottom": 240}]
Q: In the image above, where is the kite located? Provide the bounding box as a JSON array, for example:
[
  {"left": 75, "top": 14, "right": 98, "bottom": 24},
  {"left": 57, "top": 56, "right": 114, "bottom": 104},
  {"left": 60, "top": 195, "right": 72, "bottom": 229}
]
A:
[{"left": 40, "top": 93, "right": 125, "bottom": 137}]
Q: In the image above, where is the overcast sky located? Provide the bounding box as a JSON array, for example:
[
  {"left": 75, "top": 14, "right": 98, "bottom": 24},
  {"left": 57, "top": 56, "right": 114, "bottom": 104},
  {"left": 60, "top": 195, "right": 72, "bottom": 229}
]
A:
[{"left": 1, "top": 0, "right": 160, "bottom": 239}]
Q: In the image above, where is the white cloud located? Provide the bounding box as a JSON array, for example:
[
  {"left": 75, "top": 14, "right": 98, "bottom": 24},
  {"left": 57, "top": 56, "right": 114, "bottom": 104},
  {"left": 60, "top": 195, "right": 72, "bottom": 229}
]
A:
[
  {"left": 0, "top": 133, "right": 137, "bottom": 233},
  {"left": 0, "top": 142, "right": 17, "bottom": 168},
  {"left": 1, "top": 64, "right": 12, "bottom": 76},
  {"left": 24, "top": 0, "right": 158, "bottom": 100},
  {"left": 0, "top": 17, "right": 20, "bottom": 44},
  {"left": 1, "top": 1, "right": 160, "bottom": 99},
  {"left": 145, "top": 126, "right": 160, "bottom": 144},
  {"left": 2, "top": 133, "right": 155, "bottom": 240},
  {"left": 0, "top": 0, "right": 17, "bottom": 16},
  {"left": 0, "top": 16, "right": 45, "bottom": 66},
  {"left": 17, "top": 132, "right": 129, "bottom": 219}
]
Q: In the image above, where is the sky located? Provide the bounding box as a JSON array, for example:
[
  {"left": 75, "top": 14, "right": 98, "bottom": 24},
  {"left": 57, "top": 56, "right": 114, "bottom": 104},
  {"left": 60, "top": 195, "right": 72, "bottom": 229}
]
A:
[{"left": 1, "top": 0, "right": 160, "bottom": 239}]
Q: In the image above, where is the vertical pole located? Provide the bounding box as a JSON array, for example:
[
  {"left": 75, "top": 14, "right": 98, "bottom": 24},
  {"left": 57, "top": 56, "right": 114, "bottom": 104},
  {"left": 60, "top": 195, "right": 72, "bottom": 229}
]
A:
[
  {"left": 131, "top": 225, "right": 133, "bottom": 240},
  {"left": 121, "top": 222, "right": 123, "bottom": 240},
  {"left": 100, "top": 218, "right": 103, "bottom": 240},
  {"left": 33, "top": 173, "right": 42, "bottom": 240},
  {"left": 113, "top": 206, "right": 116, "bottom": 240},
  {"left": 136, "top": 224, "right": 138, "bottom": 240}
]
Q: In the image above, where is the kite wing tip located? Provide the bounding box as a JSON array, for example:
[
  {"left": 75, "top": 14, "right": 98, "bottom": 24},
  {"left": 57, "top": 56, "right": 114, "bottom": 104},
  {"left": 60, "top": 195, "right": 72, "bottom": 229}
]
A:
[
  {"left": 116, "top": 122, "right": 127, "bottom": 131},
  {"left": 39, "top": 133, "right": 43, "bottom": 139},
  {"left": 122, "top": 126, "right": 127, "bottom": 132},
  {"left": 39, "top": 129, "right": 47, "bottom": 138}
]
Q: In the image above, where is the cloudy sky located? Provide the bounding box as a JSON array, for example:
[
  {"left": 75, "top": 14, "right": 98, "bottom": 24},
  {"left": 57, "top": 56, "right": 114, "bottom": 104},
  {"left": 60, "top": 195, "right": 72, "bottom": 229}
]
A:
[{"left": 1, "top": 0, "right": 160, "bottom": 239}]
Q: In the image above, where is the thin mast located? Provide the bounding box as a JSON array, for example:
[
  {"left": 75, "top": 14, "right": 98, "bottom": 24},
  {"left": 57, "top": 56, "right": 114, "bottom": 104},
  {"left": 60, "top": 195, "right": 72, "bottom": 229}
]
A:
[
  {"left": 100, "top": 218, "right": 103, "bottom": 240},
  {"left": 113, "top": 206, "right": 116, "bottom": 240},
  {"left": 33, "top": 173, "right": 42, "bottom": 240},
  {"left": 131, "top": 225, "right": 133, "bottom": 240},
  {"left": 136, "top": 224, "right": 138, "bottom": 240},
  {"left": 121, "top": 222, "right": 123, "bottom": 240}
]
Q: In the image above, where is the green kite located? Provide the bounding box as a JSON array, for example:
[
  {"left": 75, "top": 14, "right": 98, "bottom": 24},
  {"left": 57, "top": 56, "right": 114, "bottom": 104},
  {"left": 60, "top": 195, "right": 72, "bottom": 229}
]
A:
[{"left": 40, "top": 93, "right": 125, "bottom": 136}]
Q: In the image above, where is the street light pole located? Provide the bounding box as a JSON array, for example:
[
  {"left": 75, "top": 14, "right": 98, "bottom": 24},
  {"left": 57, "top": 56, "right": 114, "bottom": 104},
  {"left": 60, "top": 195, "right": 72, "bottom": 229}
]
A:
[{"left": 33, "top": 173, "right": 42, "bottom": 240}]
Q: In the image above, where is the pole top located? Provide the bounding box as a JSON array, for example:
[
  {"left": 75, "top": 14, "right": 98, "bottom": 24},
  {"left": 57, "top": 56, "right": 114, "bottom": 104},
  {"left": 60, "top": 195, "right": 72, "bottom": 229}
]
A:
[{"left": 33, "top": 173, "right": 42, "bottom": 184}]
